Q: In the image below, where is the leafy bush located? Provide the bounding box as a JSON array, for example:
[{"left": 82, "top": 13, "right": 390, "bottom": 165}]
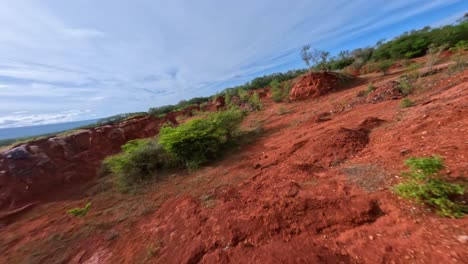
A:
[
  {"left": 448, "top": 55, "right": 466, "bottom": 74},
  {"left": 249, "top": 92, "right": 263, "bottom": 111},
  {"left": 237, "top": 88, "right": 250, "bottom": 103},
  {"left": 400, "top": 98, "right": 415, "bottom": 108},
  {"left": 158, "top": 109, "right": 244, "bottom": 169},
  {"left": 67, "top": 202, "right": 91, "bottom": 217},
  {"left": 103, "top": 138, "right": 172, "bottom": 190},
  {"left": 406, "top": 63, "right": 422, "bottom": 80},
  {"left": 394, "top": 156, "right": 466, "bottom": 218},
  {"left": 449, "top": 40, "right": 468, "bottom": 52},
  {"left": 277, "top": 106, "right": 291, "bottom": 115},
  {"left": 270, "top": 80, "right": 291, "bottom": 103},
  {"left": 398, "top": 77, "right": 413, "bottom": 96},
  {"left": 377, "top": 60, "right": 393, "bottom": 75},
  {"left": 426, "top": 44, "right": 447, "bottom": 71},
  {"left": 357, "top": 84, "right": 376, "bottom": 97}
]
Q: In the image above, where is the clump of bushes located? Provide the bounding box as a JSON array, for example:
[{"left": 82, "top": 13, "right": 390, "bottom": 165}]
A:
[
  {"left": 357, "top": 84, "right": 376, "bottom": 97},
  {"left": 103, "top": 138, "right": 173, "bottom": 191},
  {"left": 159, "top": 109, "right": 245, "bottom": 169},
  {"left": 400, "top": 98, "right": 415, "bottom": 108},
  {"left": 249, "top": 92, "right": 263, "bottom": 111},
  {"left": 398, "top": 77, "right": 413, "bottom": 96},
  {"left": 102, "top": 109, "right": 246, "bottom": 190},
  {"left": 270, "top": 80, "right": 291, "bottom": 103},
  {"left": 377, "top": 60, "right": 394, "bottom": 75},
  {"left": 394, "top": 156, "right": 466, "bottom": 218}
]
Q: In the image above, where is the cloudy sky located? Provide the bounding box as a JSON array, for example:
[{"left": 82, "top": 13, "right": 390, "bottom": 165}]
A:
[{"left": 0, "top": 0, "right": 466, "bottom": 128}]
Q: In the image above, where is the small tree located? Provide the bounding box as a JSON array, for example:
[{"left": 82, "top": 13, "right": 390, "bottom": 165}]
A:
[
  {"left": 377, "top": 60, "right": 393, "bottom": 75},
  {"left": 426, "top": 44, "right": 447, "bottom": 72},
  {"left": 301, "top": 45, "right": 313, "bottom": 67},
  {"left": 301, "top": 45, "right": 331, "bottom": 71}
]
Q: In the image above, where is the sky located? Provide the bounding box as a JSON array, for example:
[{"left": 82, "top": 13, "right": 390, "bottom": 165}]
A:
[{"left": 0, "top": 0, "right": 466, "bottom": 128}]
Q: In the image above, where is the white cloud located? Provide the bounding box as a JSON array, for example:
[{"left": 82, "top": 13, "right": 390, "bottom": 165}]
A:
[
  {"left": 0, "top": 110, "right": 91, "bottom": 128},
  {"left": 0, "top": 0, "right": 464, "bottom": 127}
]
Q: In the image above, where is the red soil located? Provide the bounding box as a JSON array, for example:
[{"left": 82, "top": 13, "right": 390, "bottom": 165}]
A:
[
  {"left": 0, "top": 63, "right": 467, "bottom": 263},
  {"left": 289, "top": 72, "right": 351, "bottom": 100}
]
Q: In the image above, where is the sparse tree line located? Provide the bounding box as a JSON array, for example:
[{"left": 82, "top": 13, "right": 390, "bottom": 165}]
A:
[{"left": 300, "top": 16, "right": 468, "bottom": 73}]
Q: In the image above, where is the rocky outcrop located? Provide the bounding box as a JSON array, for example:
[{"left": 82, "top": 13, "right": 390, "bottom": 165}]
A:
[
  {"left": 0, "top": 95, "right": 229, "bottom": 211},
  {"left": 0, "top": 115, "right": 180, "bottom": 210}
]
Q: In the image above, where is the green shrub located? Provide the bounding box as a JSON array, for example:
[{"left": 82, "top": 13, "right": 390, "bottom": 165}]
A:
[
  {"left": 377, "top": 60, "right": 393, "bottom": 75},
  {"left": 270, "top": 79, "right": 282, "bottom": 102},
  {"left": 357, "top": 84, "right": 376, "bottom": 97},
  {"left": 224, "top": 93, "right": 232, "bottom": 106},
  {"left": 67, "top": 202, "right": 91, "bottom": 217},
  {"left": 249, "top": 92, "right": 263, "bottom": 110},
  {"left": 158, "top": 109, "right": 244, "bottom": 169},
  {"left": 103, "top": 138, "right": 172, "bottom": 190},
  {"left": 449, "top": 40, "right": 468, "bottom": 52},
  {"left": 271, "top": 80, "right": 291, "bottom": 103},
  {"left": 426, "top": 43, "right": 447, "bottom": 71},
  {"left": 394, "top": 156, "right": 466, "bottom": 218},
  {"left": 237, "top": 88, "right": 249, "bottom": 103},
  {"left": 398, "top": 77, "right": 413, "bottom": 96},
  {"left": 400, "top": 98, "right": 415, "bottom": 108},
  {"left": 277, "top": 106, "right": 291, "bottom": 115}
]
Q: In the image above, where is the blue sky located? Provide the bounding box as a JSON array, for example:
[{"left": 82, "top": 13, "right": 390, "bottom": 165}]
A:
[{"left": 0, "top": 0, "right": 466, "bottom": 128}]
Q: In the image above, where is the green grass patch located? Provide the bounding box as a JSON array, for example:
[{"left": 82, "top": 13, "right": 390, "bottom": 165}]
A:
[
  {"left": 400, "top": 98, "right": 415, "bottom": 108},
  {"left": 394, "top": 156, "right": 467, "bottom": 218},
  {"left": 67, "top": 202, "right": 92, "bottom": 217}
]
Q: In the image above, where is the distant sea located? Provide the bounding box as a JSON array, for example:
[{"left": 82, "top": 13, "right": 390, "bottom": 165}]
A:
[{"left": 0, "top": 119, "right": 100, "bottom": 140}]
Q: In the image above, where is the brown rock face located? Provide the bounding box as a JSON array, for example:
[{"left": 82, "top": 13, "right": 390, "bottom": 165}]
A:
[
  {"left": 0, "top": 115, "right": 178, "bottom": 210},
  {"left": 289, "top": 72, "right": 351, "bottom": 101}
]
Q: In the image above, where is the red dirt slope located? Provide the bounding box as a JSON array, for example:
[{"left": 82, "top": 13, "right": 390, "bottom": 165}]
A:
[{"left": 0, "top": 64, "right": 467, "bottom": 264}]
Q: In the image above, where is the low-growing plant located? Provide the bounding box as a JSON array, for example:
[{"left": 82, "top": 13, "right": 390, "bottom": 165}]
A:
[
  {"left": 407, "top": 63, "right": 422, "bottom": 80},
  {"left": 449, "top": 40, "right": 468, "bottom": 52},
  {"left": 426, "top": 44, "right": 447, "bottom": 72},
  {"left": 394, "top": 156, "right": 466, "bottom": 218},
  {"left": 277, "top": 106, "right": 290, "bottom": 115},
  {"left": 270, "top": 80, "right": 291, "bottom": 103},
  {"left": 67, "top": 202, "right": 91, "bottom": 217},
  {"left": 398, "top": 77, "right": 413, "bottom": 96},
  {"left": 357, "top": 84, "right": 376, "bottom": 97},
  {"left": 103, "top": 138, "right": 172, "bottom": 191},
  {"left": 400, "top": 98, "right": 415, "bottom": 108},
  {"left": 249, "top": 92, "right": 263, "bottom": 111},
  {"left": 377, "top": 60, "right": 393, "bottom": 75},
  {"left": 237, "top": 88, "right": 249, "bottom": 103},
  {"left": 447, "top": 45, "right": 467, "bottom": 75},
  {"left": 158, "top": 109, "right": 245, "bottom": 169}
]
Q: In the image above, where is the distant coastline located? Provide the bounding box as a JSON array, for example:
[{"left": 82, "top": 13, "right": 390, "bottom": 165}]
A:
[{"left": 0, "top": 119, "right": 100, "bottom": 140}]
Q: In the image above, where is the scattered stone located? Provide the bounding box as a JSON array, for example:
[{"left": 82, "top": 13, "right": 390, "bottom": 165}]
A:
[
  {"left": 457, "top": 235, "right": 468, "bottom": 243},
  {"left": 400, "top": 149, "right": 410, "bottom": 156},
  {"left": 5, "top": 146, "right": 31, "bottom": 160}
]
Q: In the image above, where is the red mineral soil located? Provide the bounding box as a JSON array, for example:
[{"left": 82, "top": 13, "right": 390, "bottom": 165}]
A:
[{"left": 0, "top": 60, "right": 467, "bottom": 264}]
